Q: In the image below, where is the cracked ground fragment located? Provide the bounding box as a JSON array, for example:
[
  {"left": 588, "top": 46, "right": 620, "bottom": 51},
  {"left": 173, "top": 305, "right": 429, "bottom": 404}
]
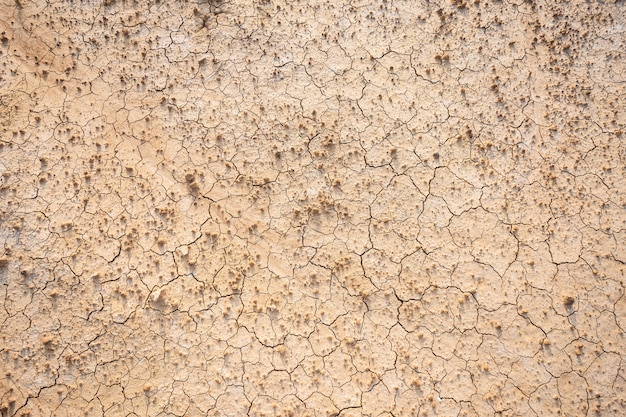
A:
[{"left": 1, "top": 0, "right": 626, "bottom": 416}]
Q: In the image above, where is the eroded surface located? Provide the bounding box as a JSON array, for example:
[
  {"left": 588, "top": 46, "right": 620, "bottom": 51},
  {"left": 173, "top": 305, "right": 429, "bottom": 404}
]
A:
[{"left": 1, "top": 0, "right": 625, "bottom": 415}]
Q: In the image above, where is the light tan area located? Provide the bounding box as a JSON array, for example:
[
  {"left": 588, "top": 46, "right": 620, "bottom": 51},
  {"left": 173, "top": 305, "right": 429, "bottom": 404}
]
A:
[{"left": 1, "top": 0, "right": 625, "bottom": 415}]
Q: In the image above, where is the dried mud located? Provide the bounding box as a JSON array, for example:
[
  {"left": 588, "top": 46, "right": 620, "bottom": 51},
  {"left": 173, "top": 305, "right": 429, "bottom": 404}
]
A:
[{"left": 1, "top": 0, "right": 625, "bottom": 416}]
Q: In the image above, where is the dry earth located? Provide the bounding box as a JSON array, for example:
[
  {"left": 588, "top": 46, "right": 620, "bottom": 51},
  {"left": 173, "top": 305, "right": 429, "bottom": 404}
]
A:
[{"left": 1, "top": 0, "right": 626, "bottom": 416}]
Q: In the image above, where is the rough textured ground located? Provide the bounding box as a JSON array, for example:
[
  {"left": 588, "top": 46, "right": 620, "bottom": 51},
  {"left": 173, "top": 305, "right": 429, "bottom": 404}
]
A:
[{"left": 1, "top": 0, "right": 625, "bottom": 416}]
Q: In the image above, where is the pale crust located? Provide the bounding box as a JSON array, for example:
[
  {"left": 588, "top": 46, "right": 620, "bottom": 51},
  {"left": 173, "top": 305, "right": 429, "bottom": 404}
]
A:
[{"left": 0, "top": 0, "right": 625, "bottom": 416}]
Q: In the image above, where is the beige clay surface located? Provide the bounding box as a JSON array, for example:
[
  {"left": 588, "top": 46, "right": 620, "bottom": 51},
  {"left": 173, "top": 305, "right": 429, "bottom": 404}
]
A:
[{"left": 1, "top": 0, "right": 626, "bottom": 415}]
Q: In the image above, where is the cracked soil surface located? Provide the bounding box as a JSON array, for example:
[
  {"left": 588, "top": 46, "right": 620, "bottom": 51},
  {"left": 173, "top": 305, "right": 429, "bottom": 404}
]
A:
[{"left": 1, "top": 0, "right": 626, "bottom": 416}]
